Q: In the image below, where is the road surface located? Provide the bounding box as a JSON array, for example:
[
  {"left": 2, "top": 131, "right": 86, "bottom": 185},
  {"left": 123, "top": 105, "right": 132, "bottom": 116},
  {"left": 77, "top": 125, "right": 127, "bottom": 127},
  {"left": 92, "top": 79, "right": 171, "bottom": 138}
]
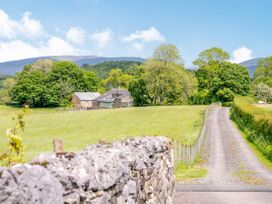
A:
[{"left": 174, "top": 106, "right": 272, "bottom": 204}]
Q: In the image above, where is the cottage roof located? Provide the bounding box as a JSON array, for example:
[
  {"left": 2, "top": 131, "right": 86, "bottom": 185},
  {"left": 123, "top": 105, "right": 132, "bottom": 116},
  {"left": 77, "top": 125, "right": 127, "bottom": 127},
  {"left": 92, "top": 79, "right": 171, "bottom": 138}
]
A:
[
  {"left": 74, "top": 92, "right": 101, "bottom": 101},
  {"left": 94, "top": 89, "right": 130, "bottom": 103}
]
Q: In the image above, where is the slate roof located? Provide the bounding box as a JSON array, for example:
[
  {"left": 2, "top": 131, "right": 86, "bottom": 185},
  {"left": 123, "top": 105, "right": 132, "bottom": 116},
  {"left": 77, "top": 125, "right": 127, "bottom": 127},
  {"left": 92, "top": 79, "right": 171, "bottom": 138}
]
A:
[
  {"left": 74, "top": 92, "right": 101, "bottom": 101},
  {"left": 95, "top": 89, "right": 130, "bottom": 103}
]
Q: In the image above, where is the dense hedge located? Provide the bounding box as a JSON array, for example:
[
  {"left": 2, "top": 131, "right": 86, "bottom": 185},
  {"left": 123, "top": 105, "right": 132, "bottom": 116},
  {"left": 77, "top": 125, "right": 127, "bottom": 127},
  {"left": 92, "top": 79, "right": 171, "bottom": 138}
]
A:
[{"left": 231, "top": 97, "right": 272, "bottom": 159}]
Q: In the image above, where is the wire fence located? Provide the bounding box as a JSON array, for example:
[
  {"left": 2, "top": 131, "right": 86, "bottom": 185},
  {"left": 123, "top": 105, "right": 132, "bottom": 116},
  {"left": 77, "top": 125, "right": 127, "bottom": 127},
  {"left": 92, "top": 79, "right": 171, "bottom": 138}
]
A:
[{"left": 172, "top": 103, "right": 220, "bottom": 164}]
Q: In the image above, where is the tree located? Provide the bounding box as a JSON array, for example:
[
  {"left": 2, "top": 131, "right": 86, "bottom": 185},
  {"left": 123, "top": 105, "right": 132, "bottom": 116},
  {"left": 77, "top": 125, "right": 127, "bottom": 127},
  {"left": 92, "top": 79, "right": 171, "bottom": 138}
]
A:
[
  {"left": 30, "top": 59, "right": 54, "bottom": 73},
  {"left": 10, "top": 70, "right": 48, "bottom": 106},
  {"left": 193, "top": 47, "right": 230, "bottom": 67},
  {"left": 142, "top": 60, "right": 197, "bottom": 105},
  {"left": 83, "top": 61, "right": 142, "bottom": 79},
  {"left": 129, "top": 78, "right": 150, "bottom": 106},
  {"left": 192, "top": 61, "right": 250, "bottom": 104},
  {"left": 46, "top": 61, "right": 99, "bottom": 106},
  {"left": 253, "top": 83, "right": 272, "bottom": 103},
  {"left": 253, "top": 56, "right": 272, "bottom": 87},
  {"left": 153, "top": 44, "right": 181, "bottom": 63},
  {"left": 102, "top": 69, "right": 133, "bottom": 90},
  {"left": 82, "top": 70, "right": 100, "bottom": 91},
  {"left": 0, "top": 77, "right": 15, "bottom": 104},
  {"left": 11, "top": 61, "right": 100, "bottom": 107}
]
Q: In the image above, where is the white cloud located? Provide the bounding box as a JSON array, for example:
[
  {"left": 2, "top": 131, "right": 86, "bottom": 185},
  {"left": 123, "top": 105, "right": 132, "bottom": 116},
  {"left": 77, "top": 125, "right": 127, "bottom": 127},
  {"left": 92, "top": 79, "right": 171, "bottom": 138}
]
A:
[
  {"left": 66, "top": 26, "right": 85, "bottom": 44},
  {"left": 231, "top": 46, "right": 253, "bottom": 63},
  {"left": 0, "top": 9, "right": 85, "bottom": 62},
  {"left": 123, "top": 27, "right": 165, "bottom": 43},
  {"left": 41, "top": 36, "right": 79, "bottom": 55},
  {"left": 132, "top": 42, "right": 144, "bottom": 50},
  {"left": 0, "top": 9, "right": 43, "bottom": 39},
  {"left": 20, "top": 12, "right": 43, "bottom": 38},
  {"left": 0, "top": 37, "right": 81, "bottom": 62},
  {"left": 0, "top": 40, "right": 39, "bottom": 61},
  {"left": 90, "top": 28, "right": 112, "bottom": 47},
  {"left": 0, "top": 10, "right": 17, "bottom": 39}
]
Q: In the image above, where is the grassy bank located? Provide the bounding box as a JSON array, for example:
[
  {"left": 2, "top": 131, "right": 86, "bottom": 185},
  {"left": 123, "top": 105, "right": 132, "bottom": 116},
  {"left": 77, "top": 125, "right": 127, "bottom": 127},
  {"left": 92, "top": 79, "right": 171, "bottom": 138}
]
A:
[
  {"left": 0, "top": 105, "right": 206, "bottom": 160},
  {"left": 174, "top": 158, "right": 207, "bottom": 182},
  {"left": 233, "top": 122, "right": 272, "bottom": 170}
]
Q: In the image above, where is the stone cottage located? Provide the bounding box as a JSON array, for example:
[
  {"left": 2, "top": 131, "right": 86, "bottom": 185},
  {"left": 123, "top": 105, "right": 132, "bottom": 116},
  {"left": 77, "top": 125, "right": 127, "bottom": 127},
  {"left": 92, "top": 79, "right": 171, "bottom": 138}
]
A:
[
  {"left": 93, "top": 89, "right": 133, "bottom": 109},
  {"left": 72, "top": 92, "right": 101, "bottom": 110}
]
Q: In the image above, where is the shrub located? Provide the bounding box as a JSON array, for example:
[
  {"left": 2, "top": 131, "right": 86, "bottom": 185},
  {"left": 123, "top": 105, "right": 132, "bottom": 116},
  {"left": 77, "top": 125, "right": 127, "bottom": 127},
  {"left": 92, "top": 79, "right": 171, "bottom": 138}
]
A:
[
  {"left": 231, "top": 96, "right": 272, "bottom": 160},
  {"left": 253, "top": 83, "right": 272, "bottom": 103},
  {"left": 0, "top": 107, "right": 28, "bottom": 166}
]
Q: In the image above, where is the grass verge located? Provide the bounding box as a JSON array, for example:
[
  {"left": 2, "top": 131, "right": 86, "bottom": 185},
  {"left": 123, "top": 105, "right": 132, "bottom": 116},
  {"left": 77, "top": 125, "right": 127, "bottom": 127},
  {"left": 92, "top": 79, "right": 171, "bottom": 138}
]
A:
[
  {"left": 174, "top": 155, "right": 208, "bottom": 182},
  {"left": 233, "top": 122, "right": 272, "bottom": 170},
  {"left": 175, "top": 163, "right": 207, "bottom": 181}
]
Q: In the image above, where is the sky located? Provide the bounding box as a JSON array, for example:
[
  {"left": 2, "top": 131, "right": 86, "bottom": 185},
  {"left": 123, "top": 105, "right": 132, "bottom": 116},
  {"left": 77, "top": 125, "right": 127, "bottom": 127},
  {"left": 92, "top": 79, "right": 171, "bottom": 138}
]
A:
[{"left": 0, "top": 0, "right": 271, "bottom": 66}]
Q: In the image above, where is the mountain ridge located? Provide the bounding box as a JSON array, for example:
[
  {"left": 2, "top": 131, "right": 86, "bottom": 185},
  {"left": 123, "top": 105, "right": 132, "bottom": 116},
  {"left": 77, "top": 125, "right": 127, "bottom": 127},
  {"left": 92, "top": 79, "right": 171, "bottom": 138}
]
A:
[
  {"left": 239, "top": 58, "right": 263, "bottom": 77},
  {"left": 0, "top": 56, "right": 263, "bottom": 77},
  {"left": 0, "top": 56, "right": 145, "bottom": 75}
]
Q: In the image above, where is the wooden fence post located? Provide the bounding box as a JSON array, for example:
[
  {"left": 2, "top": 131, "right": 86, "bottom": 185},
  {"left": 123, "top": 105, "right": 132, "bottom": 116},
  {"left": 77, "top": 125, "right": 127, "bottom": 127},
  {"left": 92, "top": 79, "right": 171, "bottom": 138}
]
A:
[{"left": 53, "top": 139, "right": 63, "bottom": 153}]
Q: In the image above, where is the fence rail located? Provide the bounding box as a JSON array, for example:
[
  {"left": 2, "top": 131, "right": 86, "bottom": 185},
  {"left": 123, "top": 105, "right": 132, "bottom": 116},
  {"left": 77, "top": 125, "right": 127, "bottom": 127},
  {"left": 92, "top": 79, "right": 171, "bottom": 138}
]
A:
[{"left": 173, "top": 103, "right": 220, "bottom": 164}]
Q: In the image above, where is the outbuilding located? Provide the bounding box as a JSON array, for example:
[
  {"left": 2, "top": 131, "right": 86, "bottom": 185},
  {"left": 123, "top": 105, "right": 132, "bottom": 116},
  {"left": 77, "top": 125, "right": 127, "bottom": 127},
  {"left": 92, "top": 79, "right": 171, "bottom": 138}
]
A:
[
  {"left": 72, "top": 92, "right": 101, "bottom": 110},
  {"left": 93, "top": 89, "right": 133, "bottom": 109}
]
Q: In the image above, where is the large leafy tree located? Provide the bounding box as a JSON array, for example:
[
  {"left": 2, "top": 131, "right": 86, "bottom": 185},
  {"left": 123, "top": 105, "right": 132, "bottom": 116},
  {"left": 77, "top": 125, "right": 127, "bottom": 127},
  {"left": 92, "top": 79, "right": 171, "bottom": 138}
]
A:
[
  {"left": 129, "top": 78, "right": 150, "bottom": 106},
  {"left": 129, "top": 59, "right": 197, "bottom": 106},
  {"left": 129, "top": 45, "right": 196, "bottom": 106},
  {"left": 144, "top": 60, "right": 196, "bottom": 105},
  {"left": 253, "top": 56, "right": 272, "bottom": 87},
  {"left": 29, "top": 59, "right": 54, "bottom": 73},
  {"left": 192, "top": 61, "right": 250, "bottom": 103},
  {"left": 153, "top": 44, "right": 181, "bottom": 63},
  {"left": 102, "top": 68, "right": 133, "bottom": 90},
  {"left": 10, "top": 68, "right": 48, "bottom": 106},
  {"left": 47, "top": 61, "right": 100, "bottom": 106},
  {"left": 11, "top": 61, "right": 100, "bottom": 107},
  {"left": 193, "top": 47, "right": 230, "bottom": 67}
]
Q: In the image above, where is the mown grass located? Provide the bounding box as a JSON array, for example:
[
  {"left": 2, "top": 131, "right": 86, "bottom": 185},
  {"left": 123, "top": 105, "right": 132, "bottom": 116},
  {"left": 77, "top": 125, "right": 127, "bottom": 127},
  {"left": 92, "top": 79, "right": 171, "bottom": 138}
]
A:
[{"left": 0, "top": 105, "right": 206, "bottom": 160}]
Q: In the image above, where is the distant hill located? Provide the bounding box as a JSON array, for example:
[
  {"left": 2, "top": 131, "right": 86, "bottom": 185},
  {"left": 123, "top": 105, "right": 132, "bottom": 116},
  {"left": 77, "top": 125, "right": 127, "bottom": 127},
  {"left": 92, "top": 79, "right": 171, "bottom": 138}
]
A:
[
  {"left": 0, "top": 55, "right": 263, "bottom": 77},
  {"left": 239, "top": 58, "right": 263, "bottom": 77},
  {"left": 0, "top": 56, "right": 145, "bottom": 75}
]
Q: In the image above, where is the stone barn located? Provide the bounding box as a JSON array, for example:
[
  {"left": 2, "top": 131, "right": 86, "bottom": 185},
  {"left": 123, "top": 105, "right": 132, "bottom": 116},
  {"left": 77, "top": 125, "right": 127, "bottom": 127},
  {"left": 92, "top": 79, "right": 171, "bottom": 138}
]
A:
[
  {"left": 93, "top": 89, "right": 133, "bottom": 109},
  {"left": 72, "top": 92, "right": 101, "bottom": 110}
]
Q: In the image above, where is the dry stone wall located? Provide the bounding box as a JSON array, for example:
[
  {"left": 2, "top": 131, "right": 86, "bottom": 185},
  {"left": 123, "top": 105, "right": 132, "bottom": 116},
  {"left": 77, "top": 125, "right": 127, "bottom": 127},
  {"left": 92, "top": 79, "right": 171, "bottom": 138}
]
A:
[{"left": 0, "top": 136, "right": 175, "bottom": 204}]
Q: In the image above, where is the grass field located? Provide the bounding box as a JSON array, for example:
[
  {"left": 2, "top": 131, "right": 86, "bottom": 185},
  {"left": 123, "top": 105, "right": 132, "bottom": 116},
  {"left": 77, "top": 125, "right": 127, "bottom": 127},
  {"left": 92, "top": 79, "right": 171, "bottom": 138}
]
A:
[
  {"left": 255, "top": 104, "right": 272, "bottom": 112},
  {"left": 0, "top": 105, "right": 206, "bottom": 160}
]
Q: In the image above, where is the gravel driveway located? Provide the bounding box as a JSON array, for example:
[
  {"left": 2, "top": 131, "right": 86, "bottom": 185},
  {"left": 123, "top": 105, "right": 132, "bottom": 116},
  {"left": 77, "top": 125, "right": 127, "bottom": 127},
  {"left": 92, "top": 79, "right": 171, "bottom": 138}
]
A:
[{"left": 174, "top": 106, "right": 272, "bottom": 204}]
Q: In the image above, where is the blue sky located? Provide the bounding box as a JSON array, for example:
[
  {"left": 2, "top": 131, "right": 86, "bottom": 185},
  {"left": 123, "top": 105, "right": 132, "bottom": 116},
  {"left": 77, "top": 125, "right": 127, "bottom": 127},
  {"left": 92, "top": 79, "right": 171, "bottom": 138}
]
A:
[{"left": 0, "top": 0, "right": 271, "bottom": 66}]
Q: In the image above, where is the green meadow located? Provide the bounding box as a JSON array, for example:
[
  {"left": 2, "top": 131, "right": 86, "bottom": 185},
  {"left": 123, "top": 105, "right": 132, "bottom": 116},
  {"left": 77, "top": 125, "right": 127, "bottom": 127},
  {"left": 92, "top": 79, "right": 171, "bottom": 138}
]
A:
[
  {"left": 258, "top": 104, "right": 272, "bottom": 112},
  {"left": 0, "top": 105, "right": 206, "bottom": 160}
]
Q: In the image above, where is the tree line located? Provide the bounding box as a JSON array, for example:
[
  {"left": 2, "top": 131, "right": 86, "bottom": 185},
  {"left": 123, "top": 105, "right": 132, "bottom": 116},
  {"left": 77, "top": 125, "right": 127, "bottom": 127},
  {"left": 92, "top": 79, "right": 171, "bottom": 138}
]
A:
[{"left": 0, "top": 44, "right": 271, "bottom": 107}]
